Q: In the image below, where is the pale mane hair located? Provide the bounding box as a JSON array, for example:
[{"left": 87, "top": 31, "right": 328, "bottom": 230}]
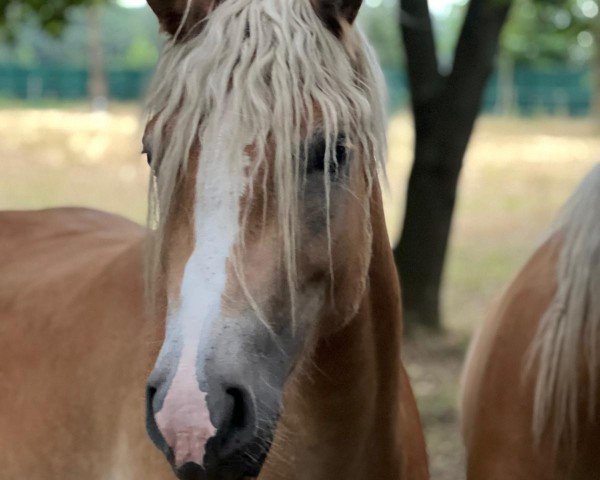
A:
[
  {"left": 528, "top": 164, "right": 600, "bottom": 449},
  {"left": 144, "top": 0, "right": 387, "bottom": 316}
]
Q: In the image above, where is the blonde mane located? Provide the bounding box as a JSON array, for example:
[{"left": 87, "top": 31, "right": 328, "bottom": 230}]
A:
[
  {"left": 144, "top": 0, "right": 387, "bottom": 312},
  {"left": 528, "top": 164, "right": 600, "bottom": 449}
]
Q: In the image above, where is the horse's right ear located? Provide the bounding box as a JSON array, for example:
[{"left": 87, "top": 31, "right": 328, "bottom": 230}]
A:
[
  {"left": 147, "top": 0, "right": 219, "bottom": 38},
  {"left": 312, "top": 0, "right": 363, "bottom": 37}
]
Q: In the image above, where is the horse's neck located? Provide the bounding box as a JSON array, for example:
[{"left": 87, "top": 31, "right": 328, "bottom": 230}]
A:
[{"left": 265, "top": 187, "right": 407, "bottom": 479}]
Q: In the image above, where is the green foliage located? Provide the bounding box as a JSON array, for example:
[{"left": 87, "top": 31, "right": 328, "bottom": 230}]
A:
[
  {"left": 503, "top": 0, "right": 598, "bottom": 65},
  {"left": 1, "top": 0, "right": 596, "bottom": 70},
  {"left": 0, "top": 0, "right": 99, "bottom": 38},
  {"left": 358, "top": 0, "right": 596, "bottom": 70},
  {"left": 0, "top": 4, "right": 160, "bottom": 69},
  {"left": 357, "top": 1, "right": 404, "bottom": 69},
  {"left": 124, "top": 35, "right": 159, "bottom": 68}
]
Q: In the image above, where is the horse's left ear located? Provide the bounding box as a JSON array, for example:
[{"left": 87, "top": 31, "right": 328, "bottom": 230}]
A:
[
  {"left": 312, "top": 0, "right": 363, "bottom": 36},
  {"left": 147, "top": 0, "right": 220, "bottom": 38}
]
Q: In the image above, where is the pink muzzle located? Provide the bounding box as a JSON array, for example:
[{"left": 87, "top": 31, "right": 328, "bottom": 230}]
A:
[{"left": 154, "top": 361, "right": 216, "bottom": 467}]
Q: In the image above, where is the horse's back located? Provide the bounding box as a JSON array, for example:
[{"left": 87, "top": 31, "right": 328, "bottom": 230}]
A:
[
  {"left": 0, "top": 206, "right": 143, "bottom": 267},
  {"left": 0, "top": 208, "right": 169, "bottom": 479},
  {"left": 461, "top": 165, "right": 600, "bottom": 479},
  {"left": 460, "top": 235, "right": 562, "bottom": 479}
]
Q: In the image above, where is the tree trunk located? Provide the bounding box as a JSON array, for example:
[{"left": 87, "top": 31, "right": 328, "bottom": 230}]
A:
[
  {"left": 87, "top": 2, "right": 108, "bottom": 111},
  {"left": 394, "top": 0, "right": 511, "bottom": 329}
]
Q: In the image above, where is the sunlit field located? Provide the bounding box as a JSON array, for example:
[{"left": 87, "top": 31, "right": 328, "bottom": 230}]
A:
[{"left": 1, "top": 106, "right": 598, "bottom": 479}]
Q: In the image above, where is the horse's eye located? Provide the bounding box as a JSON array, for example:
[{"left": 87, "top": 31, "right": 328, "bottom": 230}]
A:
[{"left": 305, "top": 133, "right": 349, "bottom": 177}]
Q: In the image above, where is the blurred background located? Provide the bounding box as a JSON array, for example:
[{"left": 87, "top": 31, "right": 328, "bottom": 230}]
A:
[{"left": 0, "top": 0, "right": 598, "bottom": 478}]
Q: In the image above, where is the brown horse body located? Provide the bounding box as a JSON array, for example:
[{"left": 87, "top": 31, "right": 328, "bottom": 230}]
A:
[
  {"left": 461, "top": 166, "right": 600, "bottom": 479},
  {"left": 0, "top": 199, "right": 428, "bottom": 479}
]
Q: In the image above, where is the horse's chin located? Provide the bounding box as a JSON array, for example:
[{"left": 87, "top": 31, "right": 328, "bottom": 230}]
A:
[
  {"left": 170, "top": 461, "right": 263, "bottom": 480},
  {"left": 173, "top": 462, "right": 261, "bottom": 480},
  {"left": 169, "top": 429, "right": 273, "bottom": 480}
]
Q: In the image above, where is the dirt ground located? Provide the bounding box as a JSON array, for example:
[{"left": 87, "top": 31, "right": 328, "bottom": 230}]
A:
[
  {"left": 1, "top": 106, "right": 598, "bottom": 479},
  {"left": 403, "top": 334, "right": 468, "bottom": 480}
]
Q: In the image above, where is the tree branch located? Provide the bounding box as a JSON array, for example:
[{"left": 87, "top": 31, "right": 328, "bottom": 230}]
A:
[
  {"left": 445, "top": 0, "right": 511, "bottom": 114},
  {"left": 399, "top": 0, "right": 443, "bottom": 107}
]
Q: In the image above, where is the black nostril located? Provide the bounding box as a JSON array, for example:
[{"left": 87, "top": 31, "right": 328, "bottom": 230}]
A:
[
  {"left": 226, "top": 387, "right": 247, "bottom": 431},
  {"left": 214, "top": 386, "right": 256, "bottom": 457},
  {"left": 145, "top": 384, "right": 159, "bottom": 433},
  {"left": 145, "top": 384, "right": 173, "bottom": 461},
  {"left": 147, "top": 385, "right": 157, "bottom": 404},
  {"left": 146, "top": 385, "right": 158, "bottom": 421}
]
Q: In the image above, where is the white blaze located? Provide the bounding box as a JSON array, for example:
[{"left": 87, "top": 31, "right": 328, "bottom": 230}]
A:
[{"left": 155, "top": 110, "right": 248, "bottom": 467}]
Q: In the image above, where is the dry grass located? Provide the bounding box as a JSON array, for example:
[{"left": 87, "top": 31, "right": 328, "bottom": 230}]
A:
[
  {"left": 1, "top": 106, "right": 598, "bottom": 480},
  {"left": 0, "top": 106, "right": 148, "bottom": 220}
]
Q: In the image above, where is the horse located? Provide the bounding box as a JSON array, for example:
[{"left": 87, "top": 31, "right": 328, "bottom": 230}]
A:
[
  {"left": 0, "top": 1, "right": 429, "bottom": 479},
  {"left": 460, "top": 164, "right": 600, "bottom": 479}
]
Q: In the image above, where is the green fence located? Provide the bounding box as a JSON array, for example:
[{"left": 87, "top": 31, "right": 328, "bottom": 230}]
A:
[
  {"left": 384, "top": 67, "right": 594, "bottom": 116},
  {"left": 0, "top": 65, "right": 594, "bottom": 116},
  {"left": 0, "top": 65, "right": 154, "bottom": 101}
]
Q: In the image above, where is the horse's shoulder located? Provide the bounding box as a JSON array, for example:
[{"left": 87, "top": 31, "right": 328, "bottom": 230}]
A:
[{"left": 0, "top": 208, "right": 147, "bottom": 309}]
